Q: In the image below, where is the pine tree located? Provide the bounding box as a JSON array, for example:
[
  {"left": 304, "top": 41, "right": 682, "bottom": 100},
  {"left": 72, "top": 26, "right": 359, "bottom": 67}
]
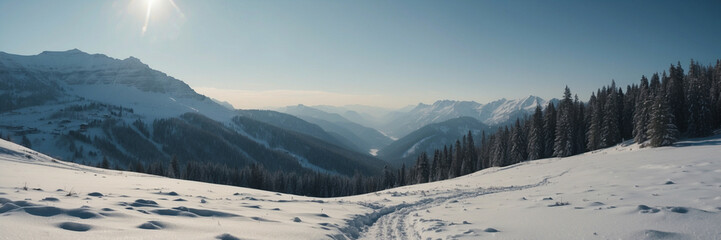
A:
[
  {"left": 461, "top": 131, "right": 477, "bottom": 175},
  {"left": 439, "top": 146, "right": 450, "bottom": 180},
  {"left": 554, "top": 86, "right": 574, "bottom": 157},
  {"left": 527, "top": 106, "right": 544, "bottom": 160},
  {"left": 601, "top": 83, "right": 620, "bottom": 147},
  {"left": 100, "top": 157, "right": 110, "bottom": 169},
  {"left": 633, "top": 76, "right": 651, "bottom": 143},
  {"left": 685, "top": 60, "right": 712, "bottom": 137},
  {"left": 621, "top": 85, "right": 637, "bottom": 140},
  {"left": 574, "top": 95, "right": 587, "bottom": 154},
  {"left": 666, "top": 63, "right": 687, "bottom": 132},
  {"left": 543, "top": 103, "right": 557, "bottom": 158},
  {"left": 478, "top": 131, "right": 488, "bottom": 170},
  {"left": 647, "top": 91, "right": 679, "bottom": 147},
  {"left": 586, "top": 93, "right": 601, "bottom": 150},
  {"left": 450, "top": 140, "right": 462, "bottom": 178},
  {"left": 416, "top": 152, "right": 430, "bottom": 183},
  {"left": 509, "top": 119, "right": 527, "bottom": 163},
  {"left": 400, "top": 163, "right": 407, "bottom": 186},
  {"left": 383, "top": 165, "right": 394, "bottom": 188},
  {"left": 710, "top": 60, "right": 721, "bottom": 129},
  {"left": 430, "top": 150, "right": 439, "bottom": 182},
  {"left": 170, "top": 156, "right": 180, "bottom": 178}
]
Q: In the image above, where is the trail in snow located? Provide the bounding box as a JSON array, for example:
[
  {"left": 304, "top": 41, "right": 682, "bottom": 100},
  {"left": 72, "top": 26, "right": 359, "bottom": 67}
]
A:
[{"left": 346, "top": 170, "right": 570, "bottom": 240}]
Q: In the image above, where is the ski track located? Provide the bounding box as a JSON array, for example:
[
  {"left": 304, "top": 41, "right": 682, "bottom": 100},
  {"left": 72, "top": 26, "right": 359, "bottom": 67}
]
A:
[{"left": 347, "top": 170, "right": 569, "bottom": 240}]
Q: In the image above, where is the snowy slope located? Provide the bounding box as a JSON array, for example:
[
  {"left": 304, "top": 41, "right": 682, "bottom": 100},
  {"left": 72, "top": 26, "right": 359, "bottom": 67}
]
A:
[{"left": 2, "top": 135, "right": 721, "bottom": 239}]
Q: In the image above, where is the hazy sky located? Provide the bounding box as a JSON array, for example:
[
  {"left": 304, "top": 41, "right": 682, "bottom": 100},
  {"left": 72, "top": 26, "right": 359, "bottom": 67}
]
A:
[{"left": 1, "top": 0, "right": 720, "bottom": 109}]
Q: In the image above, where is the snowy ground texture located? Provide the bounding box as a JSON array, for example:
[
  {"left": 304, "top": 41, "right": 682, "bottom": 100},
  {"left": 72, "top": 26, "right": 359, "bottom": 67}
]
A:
[{"left": 1, "top": 136, "right": 721, "bottom": 239}]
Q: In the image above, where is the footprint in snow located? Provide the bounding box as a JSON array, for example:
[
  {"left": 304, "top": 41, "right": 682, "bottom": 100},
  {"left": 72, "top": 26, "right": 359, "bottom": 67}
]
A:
[
  {"left": 138, "top": 221, "right": 167, "bottom": 230},
  {"left": 58, "top": 222, "right": 92, "bottom": 232}
]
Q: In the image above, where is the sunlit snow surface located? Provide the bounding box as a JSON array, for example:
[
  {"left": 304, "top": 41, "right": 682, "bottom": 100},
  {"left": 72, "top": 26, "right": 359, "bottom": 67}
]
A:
[{"left": 1, "top": 136, "right": 721, "bottom": 239}]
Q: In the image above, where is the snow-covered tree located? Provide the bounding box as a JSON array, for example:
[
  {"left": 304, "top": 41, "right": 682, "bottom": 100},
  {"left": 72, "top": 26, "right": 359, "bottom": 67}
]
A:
[{"left": 647, "top": 92, "right": 679, "bottom": 147}]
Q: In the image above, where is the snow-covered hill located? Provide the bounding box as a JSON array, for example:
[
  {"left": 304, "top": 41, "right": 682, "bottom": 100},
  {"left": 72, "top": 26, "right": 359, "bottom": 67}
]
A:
[{"left": 2, "top": 135, "right": 720, "bottom": 239}]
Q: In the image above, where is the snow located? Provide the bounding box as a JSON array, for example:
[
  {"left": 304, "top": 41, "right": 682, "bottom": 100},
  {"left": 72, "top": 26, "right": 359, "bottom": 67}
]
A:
[
  {"left": 402, "top": 136, "right": 433, "bottom": 158},
  {"left": 368, "top": 149, "right": 379, "bottom": 156},
  {"left": 2, "top": 136, "right": 721, "bottom": 239},
  {"left": 68, "top": 84, "right": 234, "bottom": 122}
]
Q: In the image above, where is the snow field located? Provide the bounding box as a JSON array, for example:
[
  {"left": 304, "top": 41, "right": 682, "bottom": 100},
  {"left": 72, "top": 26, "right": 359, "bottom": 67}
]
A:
[{"left": 2, "top": 136, "right": 721, "bottom": 239}]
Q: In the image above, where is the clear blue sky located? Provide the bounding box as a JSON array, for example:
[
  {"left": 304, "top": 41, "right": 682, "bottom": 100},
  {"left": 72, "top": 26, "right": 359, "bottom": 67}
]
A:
[{"left": 1, "top": 0, "right": 720, "bottom": 109}]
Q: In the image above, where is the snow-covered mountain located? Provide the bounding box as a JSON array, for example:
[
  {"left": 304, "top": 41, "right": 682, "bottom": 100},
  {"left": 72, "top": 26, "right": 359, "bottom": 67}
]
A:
[
  {"left": 382, "top": 96, "right": 551, "bottom": 138},
  {"left": 2, "top": 133, "right": 720, "bottom": 239},
  {"left": 377, "top": 117, "right": 493, "bottom": 166},
  {"left": 0, "top": 49, "right": 384, "bottom": 176},
  {"left": 0, "top": 49, "right": 232, "bottom": 120},
  {"left": 278, "top": 104, "right": 394, "bottom": 155}
]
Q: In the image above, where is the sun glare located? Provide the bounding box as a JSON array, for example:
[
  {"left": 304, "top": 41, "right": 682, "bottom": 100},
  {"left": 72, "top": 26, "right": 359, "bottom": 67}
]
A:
[
  {"left": 140, "top": 0, "right": 184, "bottom": 36},
  {"left": 141, "top": 0, "right": 154, "bottom": 35}
]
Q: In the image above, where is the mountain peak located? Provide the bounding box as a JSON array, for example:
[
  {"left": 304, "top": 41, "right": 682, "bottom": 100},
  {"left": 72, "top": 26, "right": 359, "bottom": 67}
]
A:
[
  {"left": 40, "top": 48, "right": 87, "bottom": 55},
  {"left": 122, "top": 56, "right": 148, "bottom": 68}
]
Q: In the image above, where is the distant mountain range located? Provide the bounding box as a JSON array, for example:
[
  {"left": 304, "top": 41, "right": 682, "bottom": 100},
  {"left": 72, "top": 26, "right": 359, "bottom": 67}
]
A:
[
  {"left": 0, "top": 49, "right": 385, "bottom": 176},
  {"left": 277, "top": 104, "right": 394, "bottom": 155},
  {"left": 377, "top": 116, "right": 494, "bottom": 167},
  {"left": 278, "top": 96, "right": 553, "bottom": 162},
  {"left": 380, "top": 96, "right": 551, "bottom": 138}
]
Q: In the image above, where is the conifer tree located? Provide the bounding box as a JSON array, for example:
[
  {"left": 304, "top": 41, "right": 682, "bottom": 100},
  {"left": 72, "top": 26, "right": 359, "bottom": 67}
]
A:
[
  {"left": 399, "top": 163, "right": 407, "bottom": 186},
  {"left": 510, "top": 119, "right": 527, "bottom": 163},
  {"left": 574, "top": 95, "right": 587, "bottom": 153},
  {"left": 170, "top": 155, "right": 180, "bottom": 178},
  {"left": 647, "top": 91, "right": 679, "bottom": 147},
  {"left": 478, "top": 131, "right": 488, "bottom": 170},
  {"left": 416, "top": 152, "right": 429, "bottom": 183},
  {"left": 685, "top": 60, "right": 712, "bottom": 137},
  {"left": 450, "top": 140, "right": 462, "bottom": 178},
  {"left": 430, "top": 150, "right": 439, "bottom": 182},
  {"left": 621, "top": 85, "right": 637, "bottom": 140},
  {"left": 601, "top": 83, "right": 620, "bottom": 147},
  {"left": 527, "top": 106, "right": 544, "bottom": 160},
  {"left": 667, "top": 63, "right": 687, "bottom": 132},
  {"left": 586, "top": 93, "right": 601, "bottom": 150},
  {"left": 461, "top": 131, "right": 477, "bottom": 175},
  {"left": 633, "top": 76, "right": 651, "bottom": 143},
  {"left": 100, "top": 157, "right": 110, "bottom": 169},
  {"left": 554, "top": 86, "right": 574, "bottom": 157},
  {"left": 439, "top": 146, "right": 450, "bottom": 180},
  {"left": 543, "top": 103, "right": 557, "bottom": 158}
]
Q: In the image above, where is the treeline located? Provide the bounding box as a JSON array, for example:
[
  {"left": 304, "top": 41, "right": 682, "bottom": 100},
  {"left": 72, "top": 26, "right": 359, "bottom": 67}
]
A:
[
  {"left": 100, "top": 157, "right": 388, "bottom": 198},
  {"left": 398, "top": 59, "right": 721, "bottom": 186}
]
